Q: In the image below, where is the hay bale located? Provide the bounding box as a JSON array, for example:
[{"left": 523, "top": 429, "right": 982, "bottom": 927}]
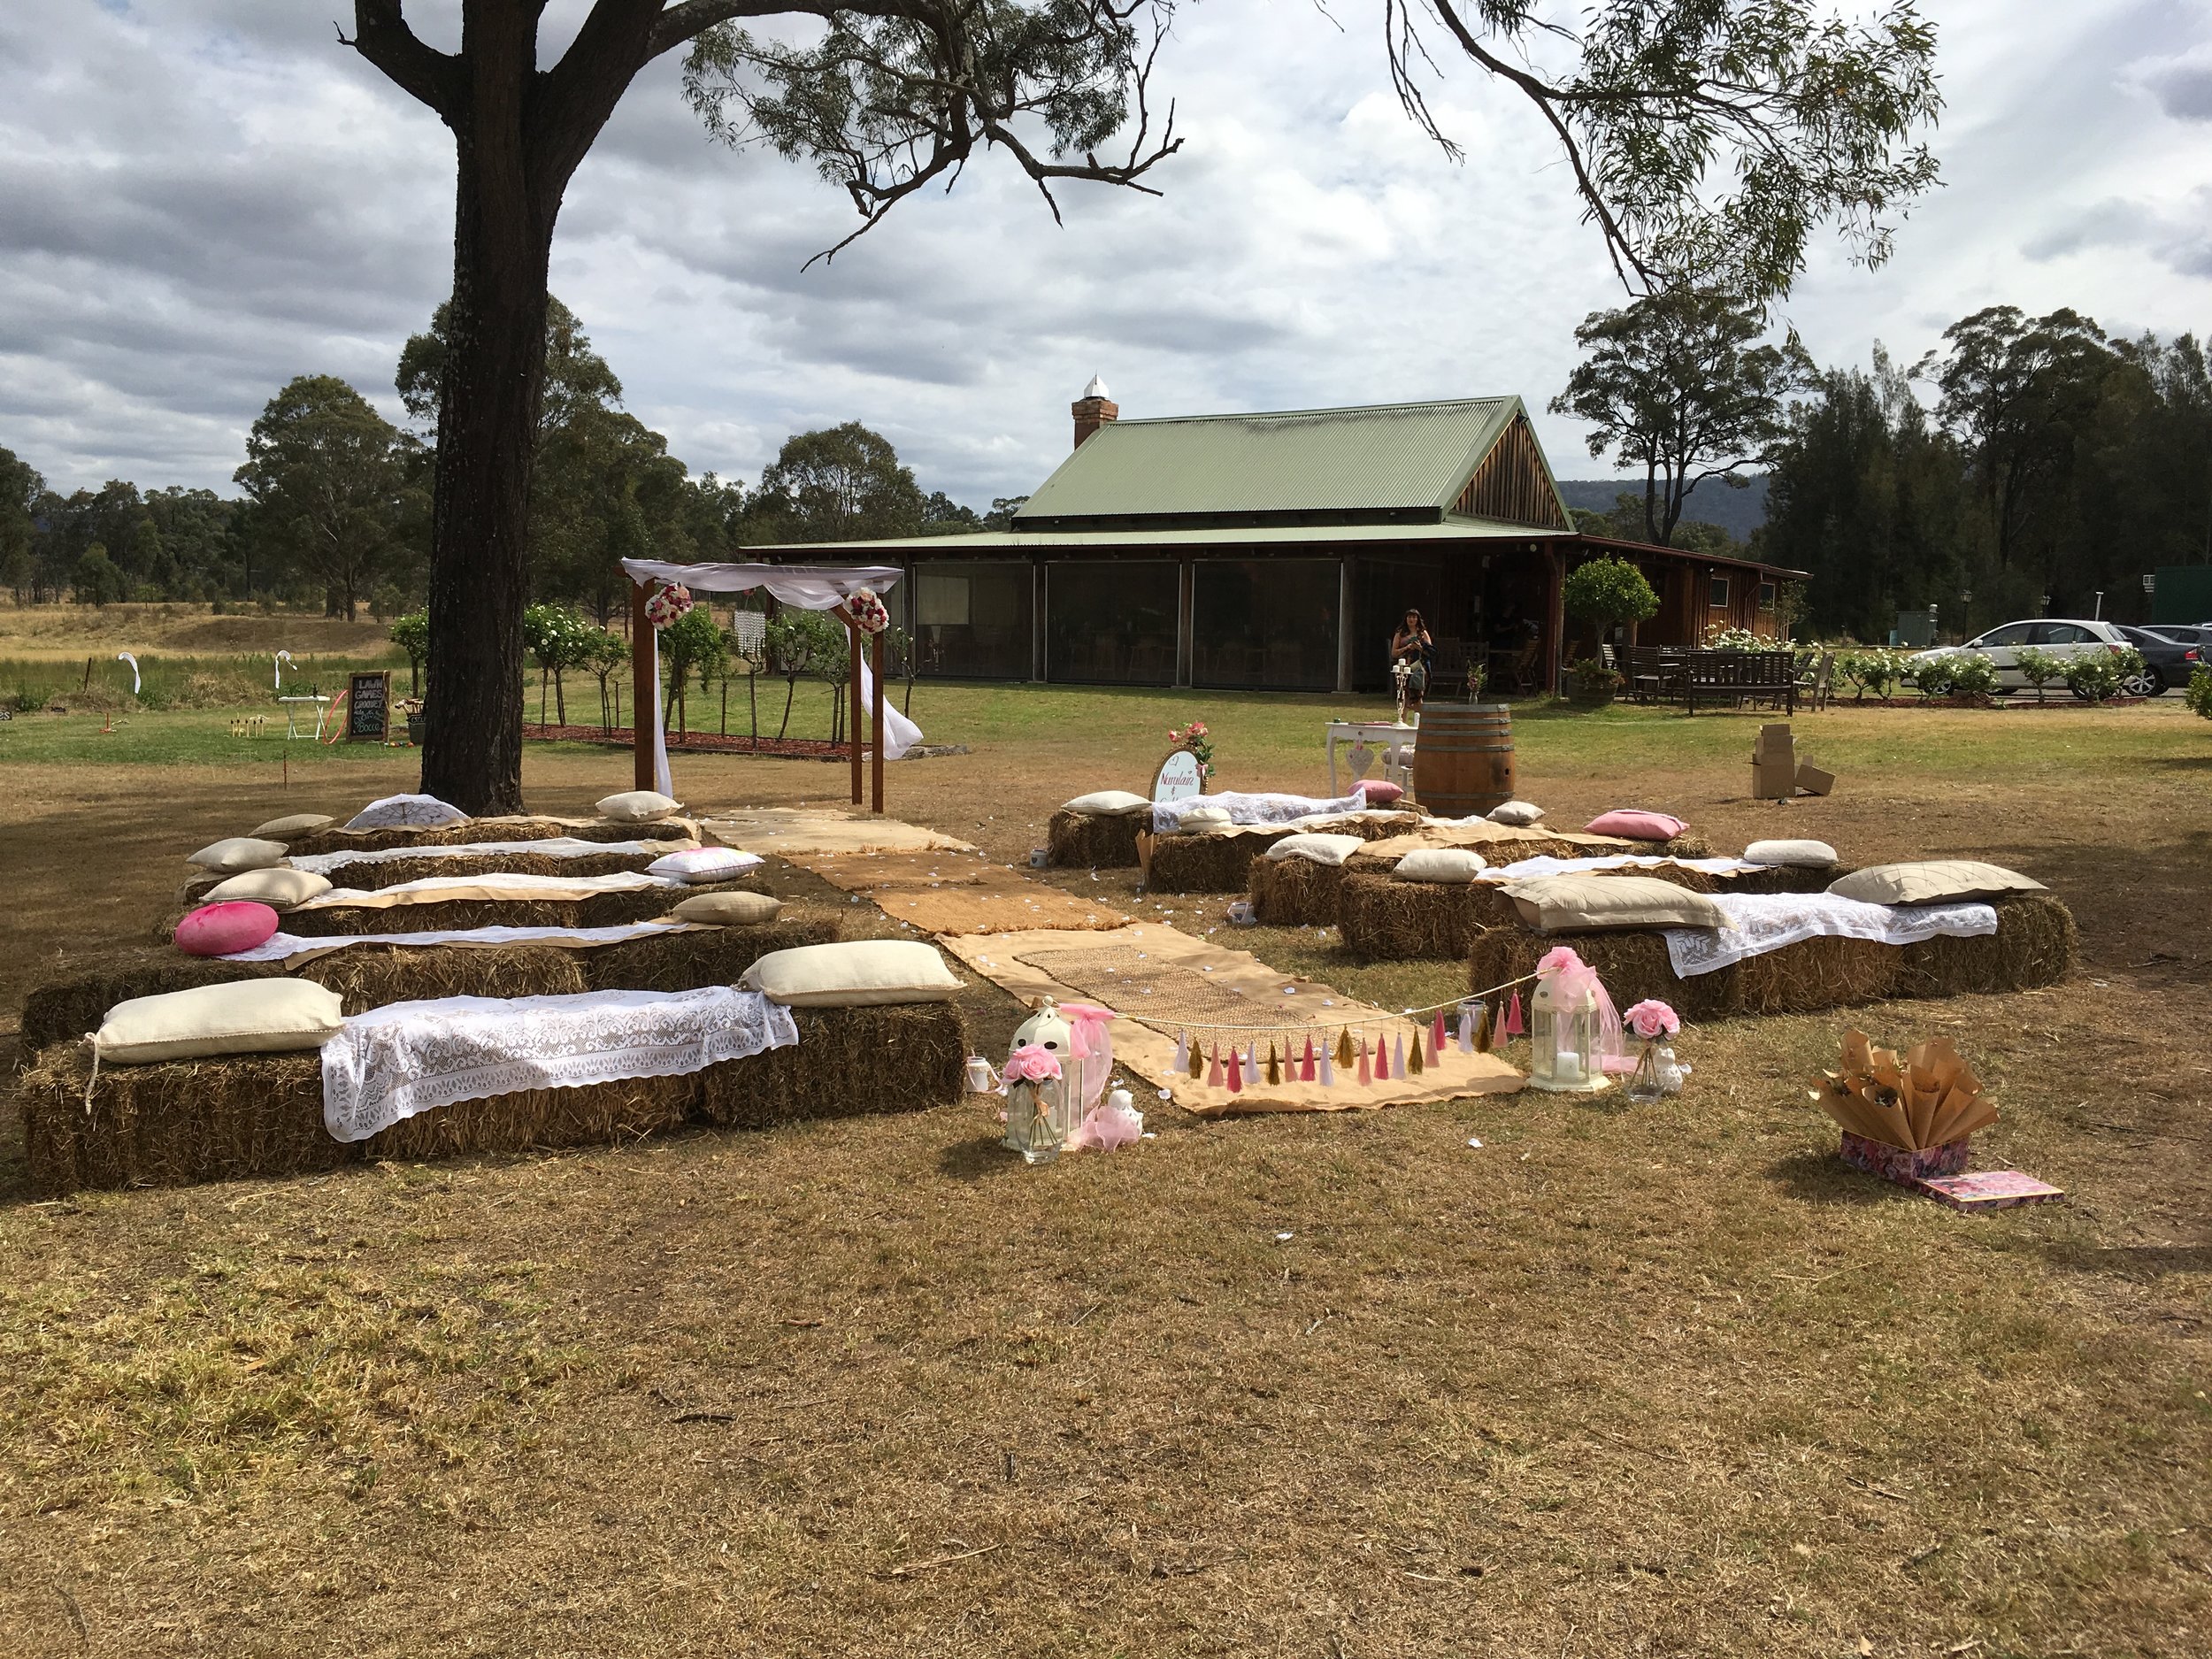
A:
[
  {"left": 275, "top": 876, "right": 764, "bottom": 937},
  {"left": 1733, "top": 935, "right": 1899, "bottom": 1013},
  {"left": 578, "top": 918, "right": 840, "bottom": 994},
  {"left": 1144, "top": 829, "right": 1292, "bottom": 894},
  {"left": 1248, "top": 856, "right": 1348, "bottom": 926},
  {"left": 697, "top": 1002, "right": 967, "bottom": 1130},
  {"left": 296, "top": 943, "right": 588, "bottom": 1012},
  {"left": 363, "top": 1073, "right": 699, "bottom": 1163},
  {"left": 1048, "top": 810, "right": 1143, "bottom": 869},
  {"left": 1893, "top": 892, "right": 2077, "bottom": 997},
  {"left": 282, "top": 817, "right": 696, "bottom": 857},
  {"left": 186, "top": 849, "right": 670, "bottom": 902}
]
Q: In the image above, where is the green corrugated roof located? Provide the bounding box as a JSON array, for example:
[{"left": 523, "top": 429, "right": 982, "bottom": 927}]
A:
[
  {"left": 743, "top": 518, "right": 1561, "bottom": 557},
  {"left": 1014, "top": 396, "right": 1525, "bottom": 522}
]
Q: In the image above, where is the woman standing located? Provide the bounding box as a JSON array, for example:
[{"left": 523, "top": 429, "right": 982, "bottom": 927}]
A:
[{"left": 1389, "top": 609, "right": 1432, "bottom": 718}]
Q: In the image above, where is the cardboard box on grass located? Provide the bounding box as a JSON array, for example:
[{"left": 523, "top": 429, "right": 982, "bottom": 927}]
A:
[{"left": 1750, "top": 723, "right": 1838, "bottom": 799}]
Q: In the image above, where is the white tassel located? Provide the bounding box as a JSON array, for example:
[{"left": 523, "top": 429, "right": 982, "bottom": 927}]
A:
[
  {"left": 1172, "top": 1029, "right": 1189, "bottom": 1072},
  {"left": 1318, "top": 1044, "right": 1335, "bottom": 1087}
]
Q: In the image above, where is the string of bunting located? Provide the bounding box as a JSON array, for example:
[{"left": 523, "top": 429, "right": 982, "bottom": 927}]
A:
[{"left": 1156, "top": 972, "right": 1540, "bottom": 1092}]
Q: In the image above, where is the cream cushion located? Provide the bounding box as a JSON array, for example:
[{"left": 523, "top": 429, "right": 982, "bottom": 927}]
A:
[
  {"left": 671, "top": 890, "right": 783, "bottom": 926},
  {"left": 1393, "top": 848, "right": 1488, "bottom": 883},
  {"left": 1062, "top": 789, "right": 1151, "bottom": 817},
  {"left": 203, "top": 868, "right": 334, "bottom": 910},
  {"left": 597, "top": 789, "right": 681, "bottom": 823},
  {"left": 1170, "top": 805, "right": 1233, "bottom": 834},
  {"left": 251, "top": 812, "right": 334, "bottom": 841},
  {"left": 187, "top": 836, "right": 291, "bottom": 875},
  {"left": 647, "top": 847, "right": 763, "bottom": 884},
  {"left": 1503, "top": 875, "right": 1728, "bottom": 933},
  {"left": 1487, "top": 801, "right": 1544, "bottom": 826},
  {"left": 1828, "top": 861, "right": 2045, "bottom": 906},
  {"left": 96, "top": 980, "right": 344, "bottom": 1064},
  {"left": 345, "top": 793, "right": 469, "bottom": 830},
  {"left": 1263, "top": 833, "right": 1364, "bottom": 867},
  {"left": 1744, "top": 838, "right": 1839, "bottom": 869},
  {"left": 741, "top": 940, "right": 962, "bottom": 1007}
]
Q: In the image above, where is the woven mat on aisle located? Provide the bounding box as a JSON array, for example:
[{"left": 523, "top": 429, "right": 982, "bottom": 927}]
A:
[
  {"left": 703, "top": 809, "right": 975, "bottom": 857},
  {"left": 783, "top": 849, "right": 1134, "bottom": 935}
]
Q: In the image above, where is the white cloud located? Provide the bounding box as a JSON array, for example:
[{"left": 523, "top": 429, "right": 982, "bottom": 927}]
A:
[{"left": 1, "top": 0, "right": 2209, "bottom": 507}]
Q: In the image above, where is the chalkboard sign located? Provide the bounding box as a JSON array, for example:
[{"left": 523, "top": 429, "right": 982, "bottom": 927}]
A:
[{"left": 347, "top": 671, "right": 391, "bottom": 741}]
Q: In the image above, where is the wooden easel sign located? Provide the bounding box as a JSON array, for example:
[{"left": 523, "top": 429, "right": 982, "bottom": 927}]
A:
[{"left": 1153, "top": 749, "right": 1205, "bottom": 802}]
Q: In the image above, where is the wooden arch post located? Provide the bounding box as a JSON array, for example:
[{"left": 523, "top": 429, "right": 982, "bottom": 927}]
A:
[{"left": 833, "top": 603, "right": 886, "bottom": 815}]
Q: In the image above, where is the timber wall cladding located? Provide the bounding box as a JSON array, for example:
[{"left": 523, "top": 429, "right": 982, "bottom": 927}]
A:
[{"left": 1455, "top": 415, "right": 1571, "bottom": 530}]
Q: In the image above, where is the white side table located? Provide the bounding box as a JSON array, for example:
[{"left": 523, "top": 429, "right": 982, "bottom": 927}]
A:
[
  {"left": 280, "top": 695, "right": 331, "bottom": 740},
  {"left": 1326, "top": 719, "right": 1417, "bottom": 794}
]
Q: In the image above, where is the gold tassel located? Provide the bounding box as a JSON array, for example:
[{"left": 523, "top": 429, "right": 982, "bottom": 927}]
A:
[
  {"left": 1475, "top": 1000, "right": 1496, "bottom": 1052},
  {"left": 1266, "top": 1041, "right": 1281, "bottom": 1087},
  {"left": 1335, "top": 1027, "right": 1355, "bottom": 1068},
  {"left": 1187, "top": 1035, "right": 1204, "bottom": 1079},
  {"left": 1407, "top": 1026, "right": 1425, "bottom": 1075}
]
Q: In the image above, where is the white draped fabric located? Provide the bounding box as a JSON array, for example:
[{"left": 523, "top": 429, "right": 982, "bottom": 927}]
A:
[
  {"left": 227, "top": 919, "right": 701, "bottom": 964},
  {"left": 618, "top": 557, "right": 923, "bottom": 794},
  {"left": 320, "top": 986, "right": 799, "bottom": 1142},
  {"left": 287, "top": 837, "right": 685, "bottom": 876},
  {"left": 1661, "top": 894, "right": 1999, "bottom": 978}
]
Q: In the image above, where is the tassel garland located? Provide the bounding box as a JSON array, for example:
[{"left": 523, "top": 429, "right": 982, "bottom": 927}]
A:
[
  {"left": 1504, "top": 991, "right": 1525, "bottom": 1038},
  {"left": 1393, "top": 1032, "right": 1408, "bottom": 1079},
  {"left": 1300, "top": 1034, "right": 1317, "bottom": 1082},
  {"left": 1474, "top": 1001, "right": 1496, "bottom": 1053},
  {"left": 1172, "top": 1030, "right": 1189, "bottom": 1073},
  {"left": 1319, "top": 1042, "right": 1335, "bottom": 1087},
  {"left": 1335, "top": 1028, "right": 1356, "bottom": 1069},
  {"left": 1356, "top": 1036, "right": 1372, "bottom": 1087},
  {"left": 1207, "top": 1043, "right": 1224, "bottom": 1087},
  {"left": 1431, "top": 1010, "right": 1448, "bottom": 1056},
  {"left": 1265, "top": 1041, "right": 1281, "bottom": 1087},
  {"left": 1407, "top": 1028, "right": 1425, "bottom": 1075},
  {"left": 1225, "top": 1048, "right": 1244, "bottom": 1092}
]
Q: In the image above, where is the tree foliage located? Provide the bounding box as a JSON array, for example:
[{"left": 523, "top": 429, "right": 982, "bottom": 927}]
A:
[
  {"left": 746, "top": 423, "right": 926, "bottom": 544},
  {"left": 1553, "top": 286, "right": 1809, "bottom": 546},
  {"left": 1384, "top": 0, "right": 1941, "bottom": 300}
]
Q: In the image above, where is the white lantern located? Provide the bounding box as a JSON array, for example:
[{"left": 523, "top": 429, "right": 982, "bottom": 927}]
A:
[
  {"left": 1528, "top": 953, "right": 1611, "bottom": 1093},
  {"left": 1002, "top": 998, "right": 1079, "bottom": 1164}
]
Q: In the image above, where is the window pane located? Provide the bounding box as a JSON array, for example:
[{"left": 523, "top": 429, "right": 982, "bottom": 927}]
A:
[
  {"left": 1194, "top": 559, "right": 1340, "bottom": 690},
  {"left": 1047, "top": 561, "right": 1179, "bottom": 684},
  {"left": 910, "top": 561, "right": 1033, "bottom": 679},
  {"left": 1981, "top": 623, "right": 2031, "bottom": 645},
  {"left": 1709, "top": 577, "right": 1731, "bottom": 608},
  {"left": 1757, "top": 581, "right": 1777, "bottom": 609}
]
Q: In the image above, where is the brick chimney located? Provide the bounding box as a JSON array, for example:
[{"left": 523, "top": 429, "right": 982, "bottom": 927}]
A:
[{"left": 1071, "top": 374, "right": 1118, "bottom": 449}]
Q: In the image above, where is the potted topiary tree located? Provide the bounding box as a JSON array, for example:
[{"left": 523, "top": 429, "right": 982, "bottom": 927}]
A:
[{"left": 1560, "top": 557, "right": 1658, "bottom": 705}]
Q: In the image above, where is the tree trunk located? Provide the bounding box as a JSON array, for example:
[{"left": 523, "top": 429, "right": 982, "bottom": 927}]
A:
[
  {"left": 554, "top": 667, "right": 565, "bottom": 726},
  {"left": 778, "top": 677, "right": 795, "bottom": 740}
]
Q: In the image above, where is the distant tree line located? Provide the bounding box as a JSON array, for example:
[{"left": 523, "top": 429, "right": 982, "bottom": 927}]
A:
[{"left": 0, "top": 296, "right": 994, "bottom": 617}]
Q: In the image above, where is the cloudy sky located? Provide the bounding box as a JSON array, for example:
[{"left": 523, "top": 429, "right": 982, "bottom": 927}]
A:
[{"left": 4, "top": 1, "right": 2210, "bottom": 510}]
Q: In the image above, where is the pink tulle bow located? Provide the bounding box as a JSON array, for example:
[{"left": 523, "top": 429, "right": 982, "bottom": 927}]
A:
[
  {"left": 1003, "top": 1042, "right": 1063, "bottom": 1084},
  {"left": 1534, "top": 946, "right": 1633, "bottom": 1074},
  {"left": 1066, "top": 1095, "right": 1143, "bottom": 1152}
]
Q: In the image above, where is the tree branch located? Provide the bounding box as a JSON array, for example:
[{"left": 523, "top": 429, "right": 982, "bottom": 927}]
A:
[{"left": 345, "top": 0, "right": 465, "bottom": 119}]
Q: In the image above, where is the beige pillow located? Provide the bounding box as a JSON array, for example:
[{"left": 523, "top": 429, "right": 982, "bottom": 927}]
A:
[
  {"left": 741, "top": 940, "right": 962, "bottom": 1007},
  {"left": 671, "top": 890, "right": 784, "bottom": 926},
  {"left": 96, "top": 979, "right": 344, "bottom": 1064},
  {"left": 1744, "top": 838, "right": 1839, "bottom": 868},
  {"left": 1504, "top": 875, "right": 1728, "bottom": 933},
  {"left": 187, "top": 836, "right": 291, "bottom": 875},
  {"left": 1828, "top": 861, "right": 2045, "bottom": 906},
  {"left": 1487, "top": 801, "right": 1544, "bottom": 826},
  {"left": 1263, "top": 833, "right": 1364, "bottom": 867},
  {"left": 203, "top": 868, "right": 334, "bottom": 910},
  {"left": 1062, "top": 789, "right": 1150, "bottom": 817},
  {"left": 597, "top": 789, "right": 681, "bottom": 823},
  {"left": 251, "top": 812, "right": 335, "bottom": 841},
  {"left": 1393, "top": 848, "right": 1487, "bottom": 884},
  {"left": 1170, "top": 805, "right": 1233, "bottom": 834}
]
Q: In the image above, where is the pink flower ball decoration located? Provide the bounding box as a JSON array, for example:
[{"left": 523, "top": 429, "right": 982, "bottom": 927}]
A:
[
  {"left": 848, "top": 588, "right": 890, "bottom": 634},
  {"left": 175, "top": 901, "right": 280, "bottom": 957},
  {"left": 644, "top": 581, "right": 694, "bottom": 630},
  {"left": 1623, "top": 999, "right": 1680, "bottom": 1040}
]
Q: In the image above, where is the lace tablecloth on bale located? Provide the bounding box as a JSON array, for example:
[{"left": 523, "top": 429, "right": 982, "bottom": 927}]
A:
[
  {"left": 1662, "top": 894, "right": 1998, "bottom": 978},
  {"left": 319, "top": 986, "right": 797, "bottom": 1142}
]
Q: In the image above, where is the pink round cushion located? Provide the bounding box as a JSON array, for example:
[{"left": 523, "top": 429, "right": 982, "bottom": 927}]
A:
[
  {"left": 1586, "top": 809, "right": 1687, "bottom": 841},
  {"left": 174, "top": 901, "right": 280, "bottom": 957},
  {"left": 1356, "top": 780, "right": 1404, "bottom": 806}
]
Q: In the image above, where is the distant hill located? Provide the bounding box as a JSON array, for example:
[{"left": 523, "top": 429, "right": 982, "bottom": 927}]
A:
[{"left": 1555, "top": 475, "right": 1769, "bottom": 542}]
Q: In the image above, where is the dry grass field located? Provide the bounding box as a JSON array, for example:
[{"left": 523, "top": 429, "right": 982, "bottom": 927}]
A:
[{"left": 2, "top": 678, "right": 2208, "bottom": 1657}]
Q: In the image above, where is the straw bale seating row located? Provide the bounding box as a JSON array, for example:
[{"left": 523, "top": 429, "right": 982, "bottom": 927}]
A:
[
  {"left": 1464, "top": 891, "right": 2077, "bottom": 1021},
  {"left": 176, "top": 873, "right": 769, "bottom": 940},
  {"left": 1138, "top": 811, "right": 1433, "bottom": 894},
  {"left": 21, "top": 919, "right": 841, "bottom": 1057},
  {"left": 1047, "top": 809, "right": 1145, "bottom": 869},
  {"left": 19, "top": 1001, "right": 965, "bottom": 1198},
  {"left": 1332, "top": 860, "right": 1838, "bottom": 960},
  {"left": 180, "top": 846, "right": 678, "bottom": 906},
  {"left": 282, "top": 814, "right": 697, "bottom": 857}
]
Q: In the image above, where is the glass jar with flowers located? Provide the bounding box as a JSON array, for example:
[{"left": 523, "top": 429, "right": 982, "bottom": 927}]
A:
[{"left": 1622, "top": 1000, "right": 1682, "bottom": 1103}]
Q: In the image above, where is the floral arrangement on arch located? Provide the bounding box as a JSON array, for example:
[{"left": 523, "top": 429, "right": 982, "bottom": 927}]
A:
[
  {"left": 1167, "top": 719, "right": 1215, "bottom": 780},
  {"left": 644, "top": 581, "right": 694, "bottom": 630},
  {"left": 847, "top": 588, "right": 890, "bottom": 635}
]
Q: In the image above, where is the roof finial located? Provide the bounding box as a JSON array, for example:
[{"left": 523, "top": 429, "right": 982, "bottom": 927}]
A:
[{"left": 1082, "top": 373, "right": 1110, "bottom": 400}]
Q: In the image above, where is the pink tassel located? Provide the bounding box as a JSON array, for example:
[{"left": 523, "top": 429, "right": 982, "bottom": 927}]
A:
[
  {"left": 1207, "top": 1044, "right": 1224, "bottom": 1087},
  {"left": 1393, "top": 1033, "right": 1407, "bottom": 1079},
  {"left": 1373, "top": 1034, "right": 1388, "bottom": 1081},
  {"left": 1300, "top": 1033, "right": 1316, "bottom": 1082},
  {"left": 1356, "top": 1038, "right": 1372, "bottom": 1087},
  {"left": 1504, "top": 991, "right": 1525, "bottom": 1037},
  {"left": 1225, "top": 1048, "right": 1244, "bottom": 1092},
  {"left": 1431, "top": 1010, "right": 1448, "bottom": 1055}
]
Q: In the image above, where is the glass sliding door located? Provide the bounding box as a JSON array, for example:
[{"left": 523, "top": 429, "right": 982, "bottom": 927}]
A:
[
  {"left": 1193, "top": 558, "right": 1339, "bottom": 690},
  {"left": 1046, "top": 560, "right": 1179, "bottom": 685},
  {"left": 910, "top": 560, "right": 1033, "bottom": 680}
]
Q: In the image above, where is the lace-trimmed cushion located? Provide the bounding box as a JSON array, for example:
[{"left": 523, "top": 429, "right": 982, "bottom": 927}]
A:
[{"left": 97, "top": 979, "right": 344, "bottom": 1063}]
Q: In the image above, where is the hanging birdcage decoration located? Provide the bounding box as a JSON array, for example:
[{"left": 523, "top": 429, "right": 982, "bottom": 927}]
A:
[
  {"left": 1527, "top": 947, "right": 1615, "bottom": 1093},
  {"left": 1002, "top": 998, "right": 1079, "bottom": 1164}
]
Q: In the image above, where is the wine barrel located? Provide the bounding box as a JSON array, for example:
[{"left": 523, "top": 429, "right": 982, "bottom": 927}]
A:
[{"left": 1412, "top": 703, "right": 1515, "bottom": 817}]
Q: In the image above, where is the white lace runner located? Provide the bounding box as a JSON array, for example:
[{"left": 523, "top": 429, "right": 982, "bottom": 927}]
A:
[
  {"left": 1477, "top": 852, "right": 1760, "bottom": 883},
  {"left": 296, "top": 869, "right": 687, "bottom": 909},
  {"left": 227, "top": 919, "right": 699, "bottom": 963},
  {"left": 320, "top": 987, "right": 799, "bottom": 1142},
  {"left": 1151, "top": 790, "right": 1366, "bottom": 833},
  {"left": 1662, "top": 894, "right": 1999, "bottom": 978},
  {"left": 288, "top": 837, "right": 687, "bottom": 876}
]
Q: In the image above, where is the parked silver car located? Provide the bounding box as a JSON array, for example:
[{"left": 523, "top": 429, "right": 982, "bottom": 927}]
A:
[{"left": 1909, "top": 618, "right": 2139, "bottom": 694}]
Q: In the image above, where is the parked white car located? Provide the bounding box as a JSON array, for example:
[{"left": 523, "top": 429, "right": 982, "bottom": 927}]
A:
[{"left": 1909, "top": 618, "right": 2142, "bottom": 694}]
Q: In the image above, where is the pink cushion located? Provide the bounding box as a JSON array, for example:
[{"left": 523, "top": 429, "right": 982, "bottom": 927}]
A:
[
  {"left": 1586, "top": 809, "right": 1686, "bottom": 841},
  {"left": 1356, "top": 780, "right": 1404, "bottom": 806},
  {"left": 174, "top": 902, "right": 280, "bottom": 957}
]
